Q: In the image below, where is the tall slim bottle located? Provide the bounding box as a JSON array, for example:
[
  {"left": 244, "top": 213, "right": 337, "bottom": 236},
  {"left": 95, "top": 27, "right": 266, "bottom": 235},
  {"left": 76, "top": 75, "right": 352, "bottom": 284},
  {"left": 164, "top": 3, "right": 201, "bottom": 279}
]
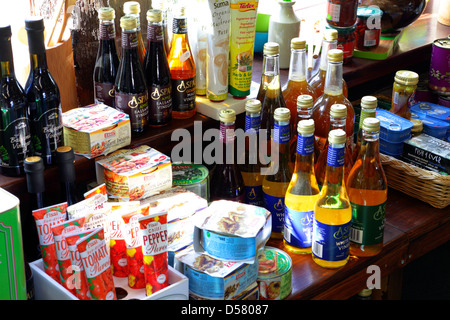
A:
[
  {"left": 284, "top": 119, "right": 320, "bottom": 254},
  {"left": 312, "top": 129, "right": 352, "bottom": 268},
  {"left": 315, "top": 104, "right": 354, "bottom": 189},
  {"left": 56, "top": 146, "right": 82, "bottom": 207},
  {"left": 123, "top": 1, "right": 146, "bottom": 65},
  {"left": 263, "top": 108, "right": 292, "bottom": 239},
  {"left": 167, "top": 6, "right": 196, "bottom": 119},
  {"left": 282, "top": 38, "right": 317, "bottom": 136},
  {"left": 0, "top": 25, "right": 33, "bottom": 177},
  {"left": 25, "top": 17, "right": 63, "bottom": 167},
  {"left": 93, "top": 7, "right": 120, "bottom": 108},
  {"left": 210, "top": 109, "right": 245, "bottom": 202},
  {"left": 115, "top": 16, "right": 149, "bottom": 135},
  {"left": 144, "top": 9, "right": 172, "bottom": 127},
  {"left": 152, "top": 0, "right": 171, "bottom": 56},
  {"left": 312, "top": 49, "right": 354, "bottom": 164},
  {"left": 240, "top": 99, "right": 264, "bottom": 207},
  {"left": 289, "top": 94, "right": 313, "bottom": 164},
  {"left": 347, "top": 118, "right": 387, "bottom": 257},
  {"left": 256, "top": 42, "right": 276, "bottom": 103},
  {"left": 308, "top": 29, "right": 348, "bottom": 98},
  {"left": 352, "top": 96, "right": 377, "bottom": 163}
]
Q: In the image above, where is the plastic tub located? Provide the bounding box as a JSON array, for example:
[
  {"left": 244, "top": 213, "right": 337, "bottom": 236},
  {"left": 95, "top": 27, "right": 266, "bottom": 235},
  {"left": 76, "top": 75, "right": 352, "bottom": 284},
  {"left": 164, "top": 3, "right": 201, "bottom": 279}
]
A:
[
  {"left": 379, "top": 135, "right": 409, "bottom": 156},
  {"left": 376, "top": 109, "right": 413, "bottom": 143},
  {"left": 410, "top": 102, "right": 450, "bottom": 125}
]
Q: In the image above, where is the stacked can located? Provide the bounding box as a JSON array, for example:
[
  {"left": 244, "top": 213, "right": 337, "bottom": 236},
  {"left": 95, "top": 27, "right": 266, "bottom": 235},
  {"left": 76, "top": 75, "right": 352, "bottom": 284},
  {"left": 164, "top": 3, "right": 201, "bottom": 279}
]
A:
[{"left": 428, "top": 37, "right": 450, "bottom": 106}]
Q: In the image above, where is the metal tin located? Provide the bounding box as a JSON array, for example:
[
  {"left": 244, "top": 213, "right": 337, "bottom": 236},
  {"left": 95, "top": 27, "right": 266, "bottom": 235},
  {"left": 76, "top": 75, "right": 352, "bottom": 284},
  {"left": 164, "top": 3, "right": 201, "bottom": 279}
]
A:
[
  {"left": 410, "top": 102, "right": 450, "bottom": 125},
  {"left": 172, "top": 163, "right": 209, "bottom": 201},
  {"left": 429, "top": 38, "right": 450, "bottom": 96},
  {"left": 438, "top": 95, "right": 450, "bottom": 108},
  {"left": 257, "top": 246, "right": 292, "bottom": 300},
  {"left": 376, "top": 109, "right": 413, "bottom": 143}
]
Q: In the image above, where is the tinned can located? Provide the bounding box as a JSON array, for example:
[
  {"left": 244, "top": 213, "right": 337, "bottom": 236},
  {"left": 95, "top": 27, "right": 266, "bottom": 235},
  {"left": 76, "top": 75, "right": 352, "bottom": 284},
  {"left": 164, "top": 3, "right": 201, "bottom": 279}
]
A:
[
  {"left": 172, "top": 163, "right": 209, "bottom": 201},
  {"left": 390, "top": 70, "right": 419, "bottom": 119},
  {"left": 429, "top": 38, "right": 450, "bottom": 96},
  {"left": 257, "top": 246, "right": 292, "bottom": 300},
  {"left": 355, "top": 6, "right": 383, "bottom": 50}
]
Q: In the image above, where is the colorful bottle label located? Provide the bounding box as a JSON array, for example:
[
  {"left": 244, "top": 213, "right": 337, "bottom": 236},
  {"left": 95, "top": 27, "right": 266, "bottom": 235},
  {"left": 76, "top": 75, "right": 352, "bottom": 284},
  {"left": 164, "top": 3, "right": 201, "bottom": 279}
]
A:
[
  {"left": 284, "top": 206, "right": 313, "bottom": 248},
  {"left": 312, "top": 219, "right": 350, "bottom": 261},
  {"left": 245, "top": 185, "right": 263, "bottom": 207},
  {"left": 173, "top": 18, "right": 188, "bottom": 34},
  {"left": 327, "top": 145, "right": 345, "bottom": 167},
  {"left": 99, "top": 23, "right": 115, "bottom": 40},
  {"left": 115, "top": 91, "right": 149, "bottom": 131},
  {"left": 122, "top": 31, "right": 138, "bottom": 49},
  {"left": 148, "top": 24, "right": 163, "bottom": 42},
  {"left": 297, "top": 135, "right": 314, "bottom": 155},
  {"left": 350, "top": 201, "right": 386, "bottom": 246},
  {"left": 171, "top": 78, "right": 196, "bottom": 112},
  {"left": 245, "top": 114, "right": 260, "bottom": 134},
  {"left": 274, "top": 123, "right": 290, "bottom": 143},
  {"left": 263, "top": 193, "right": 285, "bottom": 233},
  {"left": 149, "top": 84, "right": 172, "bottom": 123}
]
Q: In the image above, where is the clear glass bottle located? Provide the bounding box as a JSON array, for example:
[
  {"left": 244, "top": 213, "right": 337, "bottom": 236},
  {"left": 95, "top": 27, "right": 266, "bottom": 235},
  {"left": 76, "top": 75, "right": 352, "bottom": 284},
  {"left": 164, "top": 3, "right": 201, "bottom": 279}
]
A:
[
  {"left": 289, "top": 94, "right": 314, "bottom": 164},
  {"left": 347, "top": 118, "right": 387, "bottom": 257},
  {"left": 352, "top": 95, "right": 377, "bottom": 163},
  {"left": 312, "top": 129, "right": 352, "bottom": 268},
  {"left": 284, "top": 119, "right": 320, "bottom": 254},
  {"left": 123, "top": 1, "right": 146, "bottom": 65}
]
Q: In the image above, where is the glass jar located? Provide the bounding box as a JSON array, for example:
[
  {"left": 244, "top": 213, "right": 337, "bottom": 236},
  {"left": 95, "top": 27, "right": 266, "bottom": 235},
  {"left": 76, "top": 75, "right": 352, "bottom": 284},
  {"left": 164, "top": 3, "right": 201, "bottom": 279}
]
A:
[
  {"left": 390, "top": 70, "right": 419, "bottom": 119},
  {"left": 355, "top": 6, "right": 383, "bottom": 50},
  {"left": 326, "top": 0, "right": 358, "bottom": 28},
  {"left": 327, "top": 25, "right": 356, "bottom": 64}
]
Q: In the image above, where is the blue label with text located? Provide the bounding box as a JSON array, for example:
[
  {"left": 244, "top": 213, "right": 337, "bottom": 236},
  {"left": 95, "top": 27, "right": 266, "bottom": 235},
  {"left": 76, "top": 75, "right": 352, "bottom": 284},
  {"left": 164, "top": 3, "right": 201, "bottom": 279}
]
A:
[
  {"left": 263, "top": 193, "right": 285, "bottom": 233},
  {"left": 297, "top": 135, "right": 314, "bottom": 155},
  {"left": 202, "top": 229, "right": 256, "bottom": 260},
  {"left": 312, "top": 219, "right": 350, "bottom": 261},
  {"left": 284, "top": 206, "right": 313, "bottom": 247},
  {"left": 245, "top": 115, "right": 261, "bottom": 134},
  {"left": 274, "top": 123, "right": 290, "bottom": 143},
  {"left": 327, "top": 146, "right": 345, "bottom": 167}
]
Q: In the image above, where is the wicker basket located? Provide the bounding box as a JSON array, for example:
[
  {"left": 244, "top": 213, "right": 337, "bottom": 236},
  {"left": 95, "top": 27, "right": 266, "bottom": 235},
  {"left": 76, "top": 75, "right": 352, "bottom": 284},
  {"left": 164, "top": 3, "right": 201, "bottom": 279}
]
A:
[{"left": 379, "top": 153, "right": 450, "bottom": 209}]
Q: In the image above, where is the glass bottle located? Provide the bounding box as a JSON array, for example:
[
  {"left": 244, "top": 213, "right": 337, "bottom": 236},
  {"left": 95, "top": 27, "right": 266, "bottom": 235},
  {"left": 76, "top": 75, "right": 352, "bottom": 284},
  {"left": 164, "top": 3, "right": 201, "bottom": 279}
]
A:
[
  {"left": 0, "top": 25, "right": 33, "bottom": 177},
  {"left": 289, "top": 94, "right": 313, "bottom": 164},
  {"left": 144, "top": 9, "right": 172, "bottom": 127},
  {"left": 284, "top": 119, "right": 320, "bottom": 254},
  {"left": 123, "top": 1, "right": 146, "bottom": 65},
  {"left": 152, "top": 0, "right": 171, "bottom": 56},
  {"left": 239, "top": 99, "right": 264, "bottom": 207},
  {"left": 262, "top": 108, "right": 292, "bottom": 239},
  {"left": 352, "top": 95, "right": 377, "bottom": 163},
  {"left": 114, "top": 15, "right": 149, "bottom": 135},
  {"left": 312, "top": 49, "right": 354, "bottom": 164},
  {"left": 347, "top": 118, "right": 387, "bottom": 257},
  {"left": 167, "top": 6, "right": 196, "bottom": 119},
  {"left": 210, "top": 109, "right": 245, "bottom": 202},
  {"left": 312, "top": 129, "right": 352, "bottom": 268},
  {"left": 56, "top": 146, "right": 82, "bottom": 207},
  {"left": 93, "top": 7, "right": 120, "bottom": 108},
  {"left": 315, "top": 104, "right": 354, "bottom": 189},
  {"left": 282, "top": 37, "right": 317, "bottom": 136},
  {"left": 309, "top": 29, "right": 348, "bottom": 98}
]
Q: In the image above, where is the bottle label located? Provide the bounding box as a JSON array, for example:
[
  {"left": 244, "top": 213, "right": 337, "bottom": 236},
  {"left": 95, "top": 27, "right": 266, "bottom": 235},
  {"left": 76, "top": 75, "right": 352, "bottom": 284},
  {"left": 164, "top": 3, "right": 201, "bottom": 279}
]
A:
[
  {"left": 0, "top": 117, "right": 32, "bottom": 169},
  {"left": 220, "top": 123, "right": 235, "bottom": 143},
  {"left": 149, "top": 84, "right": 172, "bottom": 124},
  {"left": 274, "top": 123, "right": 290, "bottom": 143},
  {"left": 115, "top": 91, "right": 149, "bottom": 131},
  {"left": 327, "top": 145, "right": 345, "bottom": 167},
  {"left": 94, "top": 81, "right": 115, "bottom": 108},
  {"left": 350, "top": 201, "right": 386, "bottom": 246},
  {"left": 284, "top": 206, "right": 313, "bottom": 248},
  {"left": 312, "top": 219, "right": 350, "bottom": 261},
  {"left": 173, "top": 18, "right": 188, "bottom": 34},
  {"left": 326, "top": 2, "right": 341, "bottom": 22},
  {"left": 122, "top": 31, "right": 138, "bottom": 49},
  {"left": 358, "top": 109, "right": 376, "bottom": 129},
  {"left": 263, "top": 193, "right": 285, "bottom": 233},
  {"left": 99, "top": 23, "right": 115, "bottom": 40},
  {"left": 32, "top": 104, "right": 63, "bottom": 161},
  {"left": 244, "top": 185, "right": 263, "bottom": 207},
  {"left": 245, "top": 115, "right": 260, "bottom": 134},
  {"left": 148, "top": 24, "right": 163, "bottom": 42},
  {"left": 297, "top": 135, "right": 314, "bottom": 155},
  {"left": 171, "top": 77, "right": 196, "bottom": 112}
]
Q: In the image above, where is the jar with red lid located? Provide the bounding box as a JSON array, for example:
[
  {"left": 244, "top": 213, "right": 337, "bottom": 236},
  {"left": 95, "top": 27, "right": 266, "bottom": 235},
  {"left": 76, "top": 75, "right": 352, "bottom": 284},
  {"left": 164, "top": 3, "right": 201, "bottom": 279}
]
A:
[
  {"left": 326, "top": 0, "right": 358, "bottom": 28},
  {"left": 327, "top": 25, "right": 355, "bottom": 64},
  {"left": 355, "top": 6, "right": 383, "bottom": 50}
]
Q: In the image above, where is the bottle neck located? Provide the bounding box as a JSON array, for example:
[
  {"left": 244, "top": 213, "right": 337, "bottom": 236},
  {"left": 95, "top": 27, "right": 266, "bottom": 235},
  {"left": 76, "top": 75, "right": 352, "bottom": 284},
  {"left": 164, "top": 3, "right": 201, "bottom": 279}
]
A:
[
  {"left": 0, "top": 40, "right": 14, "bottom": 77},
  {"left": 297, "top": 107, "right": 313, "bottom": 122},
  {"left": 273, "top": 118, "right": 290, "bottom": 165},
  {"left": 360, "top": 129, "right": 380, "bottom": 160},
  {"left": 330, "top": 115, "right": 346, "bottom": 131},
  {"left": 262, "top": 54, "right": 281, "bottom": 98},
  {"left": 121, "top": 28, "right": 139, "bottom": 54},
  {"left": 294, "top": 132, "right": 315, "bottom": 174},
  {"left": 147, "top": 21, "right": 164, "bottom": 44},
  {"left": 324, "top": 141, "right": 345, "bottom": 193},
  {"left": 245, "top": 111, "right": 261, "bottom": 134},
  {"left": 358, "top": 108, "right": 376, "bottom": 130},
  {"left": 220, "top": 121, "right": 235, "bottom": 144},
  {"left": 99, "top": 20, "right": 116, "bottom": 41},
  {"left": 29, "top": 53, "right": 48, "bottom": 70},
  {"left": 324, "top": 60, "right": 343, "bottom": 95},
  {"left": 319, "top": 39, "right": 337, "bottom": 70},
  {"left": 288, "top": 48, "right": 307, "bottom": 82},
  {"left": 172, "top": 17, "right": 188, "bottom": 36}
]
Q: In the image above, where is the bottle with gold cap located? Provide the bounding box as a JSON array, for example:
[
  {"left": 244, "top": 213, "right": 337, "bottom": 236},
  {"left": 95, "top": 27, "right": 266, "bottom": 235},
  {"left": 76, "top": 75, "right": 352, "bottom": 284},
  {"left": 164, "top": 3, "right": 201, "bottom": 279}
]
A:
[
  {"left": 347, "top": 118, "right": 387, "bottom": 257},
  {"left": 315, "top": 104, "right": 354, "bottom": 189},
  {"left": 262, "top": 107, "right": 293, "bottom": 239},
  {"left": 151, "top": 0, "right": 171, "bottom": 55},
  {"left": 312, "top": 49, "right": 354, "bottom": 165},
  {"left": 308, "top": 29, "right": 348, "bottom": 98},
  {"left": 93, "top": 7, "right": 120, "bottom": 108},
  {"left": 282, "top": 37, "right": 317, "bottom": 136},
  {"left": 210, "top": 108, "right": 245, "bottom": 202},
  {"left": 390, "top": 70, "right": 419, "bottom": 119},
  {"left": 167, "top": 6, "right": 196, "bottom": 119},
  {"left": 123, "top": 1, "right": 146, "bottom": 65},
  {"left": 114, "top": 15, "right": 149, "bottom": 135},
  {"left": 144, "top": 9, "right": 172, "bottom": 127},
  {"left": 284, "top": 119, "right": 320, "bottom": 254},
  {"left": 289, "top": 94, "right": 314, "bottom": 164},
  {"left": 312, "top": 128, "right": 352, "bottom": 268},
  {"left": 352, "top": 96, "right": 377, "bottom": 162},
  {"left": 240, "top": 99, "right": 264, "bottom": 207}
]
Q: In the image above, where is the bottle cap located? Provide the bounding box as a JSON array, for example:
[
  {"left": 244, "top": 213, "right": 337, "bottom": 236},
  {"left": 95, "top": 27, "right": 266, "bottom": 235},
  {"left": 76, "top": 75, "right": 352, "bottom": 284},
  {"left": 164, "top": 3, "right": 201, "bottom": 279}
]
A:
[
  {"left": 263, "top": 42, "right": 279, "bottom": 55},
  {"left": 147, "top": 9, "right": 162, "bottom": 22},
  {"left": 330, "top": 104, "right": 347, "bottom": 118},
  {"left": 56, "top": 146, "right": 75, "bottom": 163},
  {"left": 219, "top": 108, "right": 236, "bottom": 122},
  {"left": 56, "top": 146, "right": 76, "bottom": 183},
  {"left": 362, "top": 118, "right": 380, "bottom": 132},
  {"left": 0, "top": 25, "right": 12, "bottom": 41},
  {"left": 328, "top": 129, "right": 346, "bottom": 144},
  {"left": 360, "top": 96, "right": 378, "bottom": 109},
  {"left": 291, "top": 37, "right": 306, "bottom": 50},
  {"left": 274, "top": 107, "right": 290, "bottom": 122},
  {"left": 298, "top": 119, "right": 315, "bottom": 135},
  {"left": 120, "top": 15, "right": 137, "bottom": 30},
  {"left": 123, "top": 1, "right": 141, "bottom": 14},
  {"left": 323, "top": 29, "right": 338, "bottom": 41},
  {"left": 297, "top": 95, "right": 313, "bottom": 109},
  {"left": 24, "top": 156, "right": 45, "bottom": 194},
  {"left": 327, "top": 49, "right": 343, "bottom": 62},
  {"left": 25, "top": 16, "right": 45, "bottom": 32},
  {"left": 411, "top": 118, "right": 423, "bottom": 132},
  {"left": 394, "top": 70, "right": 419, "bottom": 86},
  {"left": 98, "top": 7, "right": 115, "bottom": 20},
  {"left": 245, "top": 99, "right": 261, "bottom": 113}
]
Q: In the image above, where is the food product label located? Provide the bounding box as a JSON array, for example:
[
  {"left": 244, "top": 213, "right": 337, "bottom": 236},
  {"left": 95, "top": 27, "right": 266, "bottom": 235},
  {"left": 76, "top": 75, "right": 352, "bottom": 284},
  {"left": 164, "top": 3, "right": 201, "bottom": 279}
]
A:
[
  {"left": 263, "top": 193, "right": 285, "bottom": 234},
  {"left": 99, "top": 23, "right": 115, "bottom": 40},
  {"left": 312, "top": 219, "right": 350, "bottom": 261},
  {"left": 32, "top": 103, "right": 63, "bottom": 161},
  {"left": 0, "top": 117, "right": 32, "bottom": 169},
  {"left": 121, "top": 31, "right": 138, "bottom": 49},
  {"left": 245, "top": 114, "right": 261, "bottom": 133},
  {"left": 220, "top": 123, "right": 235, "bottom": 143},
  {"left": 173, "top": 18, "right": 188, "bottom": 34},
  {"left": 327, "top": 145, "right": 345, "bottom": 167},
  {"left": 296, "top": 135, "right": 314, "bottom": 155},
  {"left": 284, "top": 206, "right": 313, "bottom": 248},
  {"left": 244, "top": 185, "right": 263, "bottom": 207},
  {"left": 149, "top": 84, "right": 172, "bottom": 123},
  {"left": 274, "top": 123, "right": 290, "bottom": 143},
  {"left": 350, "top": 201, "right": 386, "bottom": 246},
  {"left": 115, "top": 91, "right": 149, "bottom": 131},
  {"left": 364, "top": 29, "right": 380, "bottom": 47},
  {"left": 202, "top": 229, "right": 256, "bottom": 261},
  {"left": 171, "top": 77, "right": 196, "bottom": 112},
  {"left": 326, "top": 2, "right": 341, "bottom": 22}
]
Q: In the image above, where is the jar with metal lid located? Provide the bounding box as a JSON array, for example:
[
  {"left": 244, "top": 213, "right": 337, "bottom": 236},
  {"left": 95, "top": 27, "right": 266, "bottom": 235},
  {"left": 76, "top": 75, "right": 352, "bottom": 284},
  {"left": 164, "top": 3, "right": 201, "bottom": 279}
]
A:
[
  {"left": 326, "top": 0, "right": 358, "bottom": 28},
  {"left": 326, "top": 25, "right": 356, "bottom": 64},
  {"left": 410, "top": 119, "right": 423, "bottom": 137},
  {"left": 355, "top": 6, "right": 383, "bottom": 50},
  {"left": 390, "top": 70, "right": 419, "bottom": 119}
]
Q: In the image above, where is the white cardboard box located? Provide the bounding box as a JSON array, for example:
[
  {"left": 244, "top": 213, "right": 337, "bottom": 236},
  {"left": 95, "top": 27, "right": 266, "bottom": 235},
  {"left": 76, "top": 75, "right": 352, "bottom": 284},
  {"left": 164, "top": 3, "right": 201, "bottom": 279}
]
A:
[{"left": 30, "top": 259, "right": 189, "bottom": 300}]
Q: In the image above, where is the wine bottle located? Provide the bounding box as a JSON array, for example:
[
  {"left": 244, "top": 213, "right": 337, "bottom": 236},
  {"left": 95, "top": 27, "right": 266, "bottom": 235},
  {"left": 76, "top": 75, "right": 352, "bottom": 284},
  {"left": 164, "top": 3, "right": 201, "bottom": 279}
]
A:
[
  {"left": 167, "top": 6, "right": 196, "bottom": 119},
  {"left": 0, "top": 25, "right": 33, "bottom": 177},
  {"left": 123, "top": 1, "right": 146, "bottom": 65},
  {"left": 352, "top": 95, "right": 377, "bottom": 163},
  {"left": 152, "top": 0, "right": 171, "bottom": 57},
  {"left": 93, "top": 7, "right": 120, "bottom": 108},
  {"left": 144, "top": 9, "right": 172, "bottom": 127},
  {"left": 115, "top": 15, "right": 149, "bottom": 135},
  {"left": 56, "top": 146, "right": 82, "bottom": 207}
]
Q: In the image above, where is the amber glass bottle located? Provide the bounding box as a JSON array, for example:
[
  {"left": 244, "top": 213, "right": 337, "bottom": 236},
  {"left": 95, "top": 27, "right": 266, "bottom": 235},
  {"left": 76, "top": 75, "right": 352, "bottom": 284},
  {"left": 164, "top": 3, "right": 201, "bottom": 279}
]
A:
[
  {"left": 347, "top": 118, "right": 387, "bottom": 257},
  {"left": 167, "top": 6, "right": 196, "bottom": 119},
  {"left": 123, "top": 1, "right": 146, "bottom": 65},
  {"left": 352, "top": 95, "right": 377, "bottom": 163}
]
